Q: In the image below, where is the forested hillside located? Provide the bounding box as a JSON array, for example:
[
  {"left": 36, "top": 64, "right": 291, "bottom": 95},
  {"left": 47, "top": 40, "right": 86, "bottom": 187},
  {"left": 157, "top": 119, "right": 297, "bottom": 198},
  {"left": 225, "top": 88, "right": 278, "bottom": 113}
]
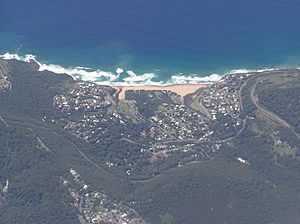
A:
[{"left": 0, "top": 59, "right": 300, "bottom": 224}]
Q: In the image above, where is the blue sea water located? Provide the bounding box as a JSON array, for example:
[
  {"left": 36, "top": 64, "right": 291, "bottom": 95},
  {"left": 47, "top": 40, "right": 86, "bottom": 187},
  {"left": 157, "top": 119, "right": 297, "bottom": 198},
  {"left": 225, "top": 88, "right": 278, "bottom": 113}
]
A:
[{"left": 1, "top": 0, "right": 300, "bottom": 84}]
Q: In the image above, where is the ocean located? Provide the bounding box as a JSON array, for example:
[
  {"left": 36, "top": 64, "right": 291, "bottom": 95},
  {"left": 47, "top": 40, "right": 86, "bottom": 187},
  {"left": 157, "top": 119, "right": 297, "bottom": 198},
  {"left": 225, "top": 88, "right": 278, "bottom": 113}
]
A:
[{"left": 1, "top": 0, "right": 300, "bottom": 85}]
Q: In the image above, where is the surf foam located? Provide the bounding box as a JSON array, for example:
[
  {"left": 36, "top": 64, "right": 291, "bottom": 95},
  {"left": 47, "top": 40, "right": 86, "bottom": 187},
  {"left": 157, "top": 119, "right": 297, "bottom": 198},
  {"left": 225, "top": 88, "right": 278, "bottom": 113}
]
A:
[
  {"left": 171, "top": 73, "right": 222, "bottom": 84},
  {"left": 228, "top": 68, "right": 276, "bottom": 74},
  {"left": 0, "top": 52, "right": 287, "bottom": 86}
]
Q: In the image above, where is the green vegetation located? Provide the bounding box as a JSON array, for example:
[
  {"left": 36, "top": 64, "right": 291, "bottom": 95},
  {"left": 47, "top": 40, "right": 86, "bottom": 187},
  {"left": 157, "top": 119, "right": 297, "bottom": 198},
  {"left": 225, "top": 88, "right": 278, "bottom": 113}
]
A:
[
  {"left": 0, "top": 60, "right": 74, "bottom": 119},
  {"left": 274, "top": 143, "right": 297, "bottom": 157},
  {"left": 116, "top": 100, "right": 132, "bottom": 114},
  {"left": 0, "top": 123, "right": 78, "bottom": 224},
  {"left": 257, "top": 74, "right": 300, "bottom": 133},
  {"left": 188, "top": 95, "right": 208, "bottom": 116},
  {"left": 160, "top": 213, "right": 175, "bottom": 224},
  {"left": 1, "top": 60, "right": 300, "bottom": 223},
  {"left": 126, "top": 90, "right": 176, "bottom": 118},
  {"left": 134, "top": 155, "right": 300, "bottom": 224}
]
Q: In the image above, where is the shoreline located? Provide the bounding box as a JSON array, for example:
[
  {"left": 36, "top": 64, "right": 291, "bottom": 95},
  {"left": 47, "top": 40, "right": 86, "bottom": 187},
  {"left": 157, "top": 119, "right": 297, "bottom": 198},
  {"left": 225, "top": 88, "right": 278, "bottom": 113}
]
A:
[
  {"left": 1, "top": 53, "right": 298, "bottom": 92},
  {"left": 0, "top": 52, "right": 277, "bottom": 87},
  {"left": 114, "top": 83, "right": 210, "bottom": 100}
]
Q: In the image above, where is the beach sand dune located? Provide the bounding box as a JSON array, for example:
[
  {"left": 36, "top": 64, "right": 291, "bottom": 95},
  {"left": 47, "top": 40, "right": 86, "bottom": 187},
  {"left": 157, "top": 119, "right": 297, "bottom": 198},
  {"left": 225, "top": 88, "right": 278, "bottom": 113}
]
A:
[{"left": 115, "top": 84, "right": 209, "bottom": 100}]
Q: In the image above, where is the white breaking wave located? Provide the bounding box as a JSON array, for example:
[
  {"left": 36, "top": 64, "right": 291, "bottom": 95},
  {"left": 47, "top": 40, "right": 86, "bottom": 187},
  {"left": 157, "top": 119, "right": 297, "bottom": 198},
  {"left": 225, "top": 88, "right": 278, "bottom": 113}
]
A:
[
  {"left": 228, "top": 68, "right": 276, "bottom": 74},
  {"left": 76, "top": 66, "right": 92, "bottom": 70},
  {"left": 0, "top": 52, "right": 22, "bottom": 61},
  {"left": 0, "top": 52, "right": 164, "bottom": 86},
  {"left": 171, "top": 73, "right": 222, "bottom": 84},
  {"left": 0, "top": 52, "right": 287, "bottom": 86},
  {"left": 116, "top": 67, "right": 124, "bottom": 74},
  {"left": 39, "top": 63, "right": 119, "bottom": 82},
  {"left": 124, "top": 71, "right": 156, "bottom": 83},
  {"left": 0, "top": 52, "right": 119, "bottom": 82}
]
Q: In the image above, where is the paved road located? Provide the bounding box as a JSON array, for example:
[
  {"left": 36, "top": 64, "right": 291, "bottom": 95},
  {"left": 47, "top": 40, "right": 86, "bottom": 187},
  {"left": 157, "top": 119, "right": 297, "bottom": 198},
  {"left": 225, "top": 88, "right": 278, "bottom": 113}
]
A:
[
  {"left": 1, "top": 116, "right": 102, "bottom": 169},
  {"left": 0, "top": 116, "right": 9, "bottom": 126},
  {"left": 239, "top": 72, "right": 300, "bottom": 138},
  {"left": 36, "top": 137, "right": 53, "bottom": 153}
]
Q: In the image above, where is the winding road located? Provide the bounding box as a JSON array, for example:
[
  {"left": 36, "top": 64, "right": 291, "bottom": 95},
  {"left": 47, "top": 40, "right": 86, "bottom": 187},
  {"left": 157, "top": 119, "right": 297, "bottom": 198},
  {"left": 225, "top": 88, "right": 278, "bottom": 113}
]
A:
[{"left": 240, "top": 72, "right": 300, "bottom": 138}]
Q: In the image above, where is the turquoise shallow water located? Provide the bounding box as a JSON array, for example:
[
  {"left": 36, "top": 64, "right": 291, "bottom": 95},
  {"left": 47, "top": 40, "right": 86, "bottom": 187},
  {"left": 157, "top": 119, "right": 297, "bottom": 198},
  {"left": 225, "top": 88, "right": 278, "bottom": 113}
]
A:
[{"left": 1, "top": 0, "right": 300, "bottom": 84}]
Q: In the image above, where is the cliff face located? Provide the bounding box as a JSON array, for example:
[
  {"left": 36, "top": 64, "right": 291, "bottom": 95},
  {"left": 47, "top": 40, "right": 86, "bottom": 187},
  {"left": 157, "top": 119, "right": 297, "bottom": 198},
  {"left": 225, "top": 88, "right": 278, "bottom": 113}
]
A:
[
  {"left": 0, "top": 60, "right": 11, "bottom": 92},
  {"left": 0, "top": 59, "right": 9, "bottom": 76}
]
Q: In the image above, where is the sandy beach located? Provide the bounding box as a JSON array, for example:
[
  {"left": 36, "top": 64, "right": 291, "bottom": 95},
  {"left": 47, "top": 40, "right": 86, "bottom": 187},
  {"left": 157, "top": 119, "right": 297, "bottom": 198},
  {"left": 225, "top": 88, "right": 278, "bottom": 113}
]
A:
[{"left": 115, "top": 84, "right": 209, "bottom": 100}]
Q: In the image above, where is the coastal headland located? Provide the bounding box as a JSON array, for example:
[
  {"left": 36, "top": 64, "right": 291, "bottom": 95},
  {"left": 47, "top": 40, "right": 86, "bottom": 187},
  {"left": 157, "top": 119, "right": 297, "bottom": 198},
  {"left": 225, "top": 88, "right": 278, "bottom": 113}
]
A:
[{"left": 114, "top": 84, "right": 209, "bottom": 100}]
